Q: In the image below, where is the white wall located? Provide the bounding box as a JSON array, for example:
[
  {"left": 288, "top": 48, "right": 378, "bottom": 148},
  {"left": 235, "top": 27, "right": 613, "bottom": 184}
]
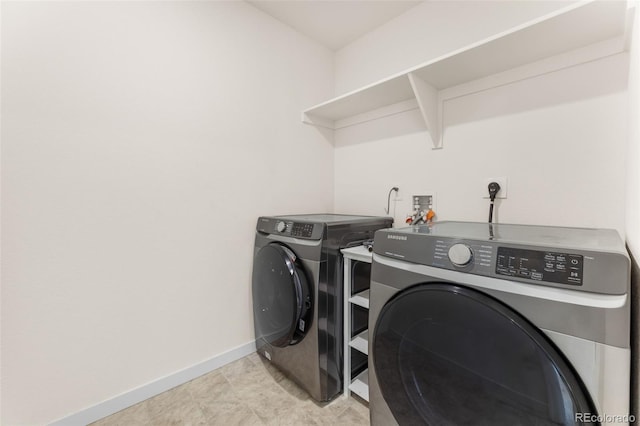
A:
[
  {"left": 0, "top": 2, "right": 334, "bottom": 425},
  {"left": 628, "top": 3, "right": 640, "bottom": 257},
  {"left": 333, "top": 1, "right": 629, "bottom": 237},
  {"left": 627, "top": 2, "right": 640, "bottom": 416}
]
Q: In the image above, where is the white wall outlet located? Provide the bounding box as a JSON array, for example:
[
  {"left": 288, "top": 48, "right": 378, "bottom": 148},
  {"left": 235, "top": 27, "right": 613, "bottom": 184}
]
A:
[{"left": 483, "top": 177, "right": 508, "bottom": 199}]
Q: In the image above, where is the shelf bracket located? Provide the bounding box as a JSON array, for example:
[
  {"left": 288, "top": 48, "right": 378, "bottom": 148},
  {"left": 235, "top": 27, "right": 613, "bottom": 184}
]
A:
[
  {"left": 408, "top": 72, "right": 441, "bottom": 149},
  {"left": 302, "top": 112, "right": 334, "bottom": 130}
]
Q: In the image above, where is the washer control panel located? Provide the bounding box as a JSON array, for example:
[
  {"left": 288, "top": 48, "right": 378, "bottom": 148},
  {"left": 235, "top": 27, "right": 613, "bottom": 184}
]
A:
[
  {"left": 374, "top": 224, "right": 629, "bottom": 294},
  {"left": 433, "top": 239, "right": 584, "bottom": 286},
  {"left": 432, "top": 239, "right": 495, "bottom": 275},
  {"left": 275, "top": 221, "right": 315, "bottom": 238},
  {"left": 380, "top": 235, "right": 588, "bottom": 288},
  {"left": 291, "top": 222, "right": 315, "bottom": 238},
  {"left": 496, "top": 247, "right": 583, "bottom": 285}
]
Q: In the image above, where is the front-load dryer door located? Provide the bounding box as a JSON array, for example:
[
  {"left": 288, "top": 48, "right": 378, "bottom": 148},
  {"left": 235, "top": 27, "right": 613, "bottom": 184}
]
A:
[
  {"left": 372, "top": 283, "right": 597, "bottom": 426},
  {"left": 252, "top": 243, "right": 312, "bottom": 347}
]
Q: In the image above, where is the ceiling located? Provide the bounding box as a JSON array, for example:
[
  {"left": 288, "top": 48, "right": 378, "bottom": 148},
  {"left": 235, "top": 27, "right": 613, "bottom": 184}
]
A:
[{"left": 246, "top": 0, "right": 424, "bottom": 51}]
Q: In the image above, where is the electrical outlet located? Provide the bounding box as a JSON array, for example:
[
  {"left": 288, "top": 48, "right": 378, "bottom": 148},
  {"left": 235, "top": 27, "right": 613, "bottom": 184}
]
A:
[{"left": 483, "top": 177, "right": 508, "bottom": 199}]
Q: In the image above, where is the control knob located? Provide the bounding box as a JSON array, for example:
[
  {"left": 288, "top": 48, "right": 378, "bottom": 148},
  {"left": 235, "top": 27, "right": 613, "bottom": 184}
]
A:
[
  {"left": 448, "top": 244, "right": 473, "bottom": 267},
  {"left": 276, "top": 221, "right": 287, "bottom": 233}
]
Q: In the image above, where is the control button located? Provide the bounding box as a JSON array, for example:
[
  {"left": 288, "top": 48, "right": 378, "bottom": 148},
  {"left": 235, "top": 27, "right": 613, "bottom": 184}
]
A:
[
  {"left": 448, "top": 244, "right": 473, "bottom": 267},
  {"left": 276, "top": 221, "right": 286, "bottom": 233}
]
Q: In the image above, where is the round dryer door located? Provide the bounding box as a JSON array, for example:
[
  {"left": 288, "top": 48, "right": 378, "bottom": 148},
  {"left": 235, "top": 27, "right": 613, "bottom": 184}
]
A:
[
  {"left": 252, "top": 243, "right": 312, "bottom": 347},
  {"left": 372, "top": 284, "right": 596, "bottom": 426}
]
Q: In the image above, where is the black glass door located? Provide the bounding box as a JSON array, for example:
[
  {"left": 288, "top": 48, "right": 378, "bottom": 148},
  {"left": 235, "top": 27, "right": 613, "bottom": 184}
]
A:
[
  {"left": 372, "top": 283, "right": 597, "bottom": 426},
  {"left": 252, "top": 243, "right": 312, "bottom": 347}
]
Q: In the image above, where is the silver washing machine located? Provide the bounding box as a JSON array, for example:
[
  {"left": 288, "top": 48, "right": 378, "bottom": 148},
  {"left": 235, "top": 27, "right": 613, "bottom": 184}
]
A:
[
  {"left": 368, "top": 222, "right": 630, "bottom": 425},
  {"left": 252, "top": 214, "right": 392, "bottom": 402}
]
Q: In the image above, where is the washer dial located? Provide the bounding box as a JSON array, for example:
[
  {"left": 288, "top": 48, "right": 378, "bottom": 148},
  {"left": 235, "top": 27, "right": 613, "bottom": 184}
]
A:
[
  {"left": 276, "top": 221, "right": 287, "bottom": 233},
  {"left": 448, "top": 244, "right": 473, "bottom": 267}
]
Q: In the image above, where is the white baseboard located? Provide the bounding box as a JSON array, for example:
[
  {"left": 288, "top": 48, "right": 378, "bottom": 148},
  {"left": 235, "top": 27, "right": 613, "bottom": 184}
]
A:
[{"left": 49, "top": 340, "right": 257, "bottom": 426}]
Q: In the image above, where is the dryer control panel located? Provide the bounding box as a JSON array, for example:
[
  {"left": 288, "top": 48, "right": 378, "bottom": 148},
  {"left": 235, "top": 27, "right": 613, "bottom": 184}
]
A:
[
  {"left": 257, "top": 217, "right": 324, "bottom": 240},
  {"left": 404, "top": 237, "right": 584, "bottom": 286},
  {"left": 496, "top": 247, "right": 583, "bottom": 286},
  {"left": 373, "top": 223, "right": 629, "bottom": 295}
]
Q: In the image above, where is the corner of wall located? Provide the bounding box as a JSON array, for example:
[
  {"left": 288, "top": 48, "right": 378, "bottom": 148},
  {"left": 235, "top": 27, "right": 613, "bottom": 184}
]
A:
[
  {"left": 627, "top": 1, "right": 640, "bottom": 258},
  {"left": 626, "top": 2, "right": 640, "bottom": 419}
]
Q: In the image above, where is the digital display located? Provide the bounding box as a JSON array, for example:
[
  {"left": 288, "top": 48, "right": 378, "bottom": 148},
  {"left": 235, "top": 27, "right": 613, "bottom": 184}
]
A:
[{"left": 496, "top": 247, "right": 583, "bottom": 286}]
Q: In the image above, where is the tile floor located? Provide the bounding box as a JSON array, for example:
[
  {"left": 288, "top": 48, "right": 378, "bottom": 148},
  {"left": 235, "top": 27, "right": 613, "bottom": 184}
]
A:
[{"left": 91, "top": 352, "right": 370, "bottom": 425}]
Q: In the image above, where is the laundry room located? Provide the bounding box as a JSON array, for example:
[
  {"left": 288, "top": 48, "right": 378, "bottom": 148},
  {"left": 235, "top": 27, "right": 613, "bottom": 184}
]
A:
[{"left": 2, "top": 1, "right": 639, "bottom": 425}]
